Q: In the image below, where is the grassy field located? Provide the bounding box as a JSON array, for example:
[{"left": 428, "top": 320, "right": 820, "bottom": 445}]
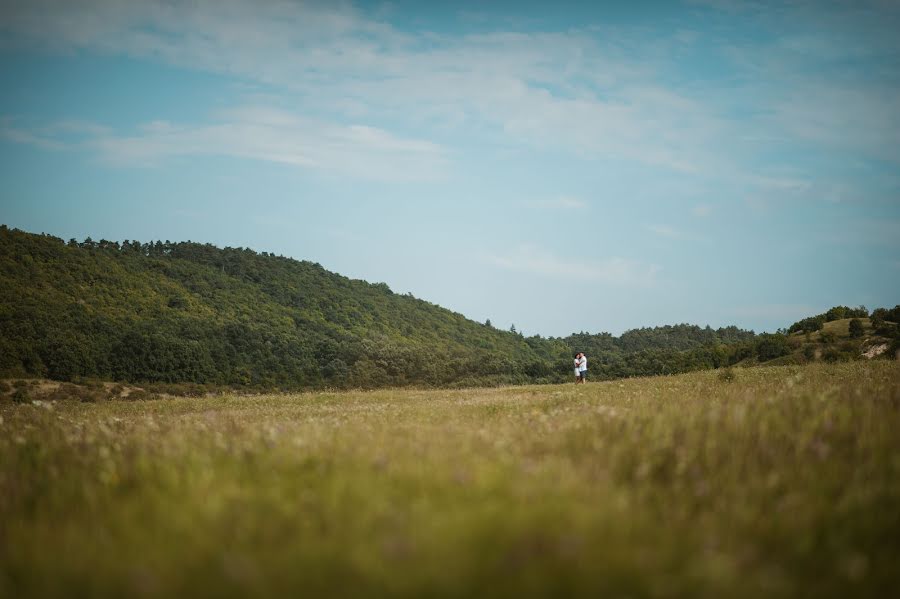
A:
[{"left": 2, "top": 362, "right": 899, "bottom": 598}]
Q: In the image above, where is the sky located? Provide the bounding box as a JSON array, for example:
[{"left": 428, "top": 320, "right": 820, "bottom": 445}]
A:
[{"left": 1, "top": 0, "right": 898, "bottom": 337}]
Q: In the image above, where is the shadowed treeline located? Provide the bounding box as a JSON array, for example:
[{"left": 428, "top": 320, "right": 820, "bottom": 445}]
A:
[{"left": 1, "top": 226, "right": 895, "bottom": 391}]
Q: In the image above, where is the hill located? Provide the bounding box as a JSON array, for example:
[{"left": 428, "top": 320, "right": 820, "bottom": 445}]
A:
[
  {"left": 1, "top": 226, "right": 894, "bottom": 390},
  {"left": 776, "top": 317, "right": 898, "bottom": 365},
  {"left": 0, "top": 227, "right": 573, "bottom": 389}
]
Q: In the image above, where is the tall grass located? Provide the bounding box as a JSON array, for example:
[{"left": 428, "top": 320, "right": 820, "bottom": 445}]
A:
[{"left": 2, "top": 362, "right": 899, "bottom": 597}]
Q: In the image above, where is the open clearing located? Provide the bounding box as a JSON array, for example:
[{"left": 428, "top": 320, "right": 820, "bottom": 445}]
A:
[{"left": 2, "top": 362, "right": 899, "bottom": 598}]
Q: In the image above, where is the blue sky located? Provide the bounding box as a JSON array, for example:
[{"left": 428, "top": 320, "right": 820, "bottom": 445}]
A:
[{"left": 1, "top": 0, "right": 898, "bottom": 336}]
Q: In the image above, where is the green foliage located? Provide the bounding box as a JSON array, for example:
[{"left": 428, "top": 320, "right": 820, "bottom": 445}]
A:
[
  {"left": 848, "top": 318, "right": 864, "bottom": 338},
  {"left": 11, "top": 387, "right": 30, "bottom": 404},
  {"left": 2, "top": 227, "right": 571, "bottom": 389},
  {"left": 820, "top": 331, "right": 837, "bottom": 344},
  {"left": 2, "top": 227, "right": 892, "bottom": 389},
  {"left": 789, "top": 315, "right": 825, "bottom": 334},
  {"left": 802, "top": 344, "right": 818, "bottom": 360},
  {"left": 717, "top": 366, "right": 736, "bottom": 382},
  {"left": 871, "top": 306, "right": 900, "bottom": 336},
  {"left": 822, "top": 347, "right": 853, "bottom": 363},
  {"left": 788, "top": 305, "right": 869, "bottom": 334},
  {"left": 754, "top": 333, "right": 791, "bottom": 362}
]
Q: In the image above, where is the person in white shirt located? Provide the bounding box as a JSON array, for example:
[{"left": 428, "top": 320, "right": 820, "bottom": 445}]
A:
[
  {"left": 574, "top": 354, "right": 581, "bottom": 382},
  {"left": 575, "top": 352, "right": 587, "bottom": 383}
]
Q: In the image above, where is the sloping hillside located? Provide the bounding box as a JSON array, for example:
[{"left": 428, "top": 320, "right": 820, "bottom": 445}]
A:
[
  {"left": 2, "top": 226, "right": 892, "bottom": 390},
  {"left": 778, "top": 318, "right": 898, "bottom": 364},
  {"left": 0, "top": 227, "right": 569, "bottom": 388}
]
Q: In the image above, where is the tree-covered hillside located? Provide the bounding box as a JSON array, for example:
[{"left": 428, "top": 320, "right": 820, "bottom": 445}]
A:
[
  {"left": 1, "top": 227, "right": 574, "bottom": 389},
  {"left": 4, "top": 226, "right": 888, "bottom": 391}
]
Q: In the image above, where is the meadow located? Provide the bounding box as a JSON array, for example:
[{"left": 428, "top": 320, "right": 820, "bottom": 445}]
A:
[{"left": 2, "top": 361, "right": 899, "bottom": 598}]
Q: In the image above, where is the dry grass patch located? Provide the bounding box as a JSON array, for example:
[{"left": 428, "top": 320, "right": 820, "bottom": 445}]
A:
[{"left": 1, "top": 362, "right": 899, "bottom": 598}]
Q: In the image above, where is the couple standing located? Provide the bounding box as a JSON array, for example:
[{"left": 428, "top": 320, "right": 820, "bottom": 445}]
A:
[{"left": 573, "top": 352, "right": 587, "bottom": 383}]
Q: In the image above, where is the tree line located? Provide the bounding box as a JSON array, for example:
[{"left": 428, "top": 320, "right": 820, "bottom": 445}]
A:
[{"left": 0, "top": 226, "right": 894, "bottom": 391}]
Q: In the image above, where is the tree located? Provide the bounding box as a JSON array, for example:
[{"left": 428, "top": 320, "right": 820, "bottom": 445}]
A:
[
  {"left": 754, "top": 334, "right": 790, "bottom": 362},
  {"left": 848, "top": 318, "right": 864, "bottom": 338},
  {"left": 485, "top": 319, "right": 492, "bottom": 328},
  {"left": 825, "top": 306, "right": 848, "bottom": 322}
]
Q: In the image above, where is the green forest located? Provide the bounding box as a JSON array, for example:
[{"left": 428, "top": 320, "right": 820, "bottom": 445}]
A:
[{"left": 1, "top": 226, "right": 895, "bottom": 390}]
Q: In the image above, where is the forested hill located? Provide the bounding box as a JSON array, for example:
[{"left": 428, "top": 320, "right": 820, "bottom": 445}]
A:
[
  {"left": 1, "top": 227, "right": 568, "bottom": 388},
  {"left": 2, "top": 226, "right": 772, "bottom": 390}
]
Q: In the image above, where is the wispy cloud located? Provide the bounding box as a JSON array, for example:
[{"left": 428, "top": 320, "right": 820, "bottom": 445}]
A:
[
  {"left": 530, "top": 197, "right": 588, "bottom": 210},
  {"left": 646, "top": 224, "right": 705, "bottom": 242},
  {"left": 692, "top": 204, "right": 713, "bottom": 217},
  {"left": 1, "top": 0, "right": 898, "bottom": 193},
  {"left": 0, "top": 117, "right": 76, "bottom": 150},
  {"left": 0, "top": 0, "right": 733, "bottom": 176},
  {"left": 5, "top": 106, "right": 449, "bottom": 182},
  {"left": 485, "top": 244, "right": 660, "bottom": 287}
]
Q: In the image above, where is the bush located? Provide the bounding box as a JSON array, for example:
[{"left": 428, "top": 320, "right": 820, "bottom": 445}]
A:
[
  {"left": 12, "top": 387, "right": 30, "bottom": 404},
  {"left": 48, "top": 384, "right": 81, "bottom": 402},
  {"left": 755, "top": 334, "right": 790, "bottom": 362},
  {"left": 72, "top": 386, "right": 103, "bottom": 403},
  {"left": 849, "top": 319, "right": 864, "bottom": 338},
  {"left": 717, "top": 367, "right": 736, "bottom": 383},
  {"left": 822, "top": 348, "right": 853, "bottom": 363}
]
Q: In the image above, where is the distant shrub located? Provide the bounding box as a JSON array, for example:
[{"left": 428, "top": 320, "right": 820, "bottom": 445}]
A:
[
  {"left": 754, "top": 334, "right": 790, "bottom": 362},
  {"left": 12, "top": 388, "right": 30, "bottom": 404},
  {"left": 73, "top": 377, "right": 104, "bottom": 390},
  {"left": 788, "top": 315, "right": 825, "bottom": 334},
  {"left": 820, "top": 331, "right": 837, "bottom": 344},
  {"left": 849, "top": 319, "right": 864, "bottom": 338},
  {"left": 73, "top": 386, "right": 102, "bottom": 403},
  {"left": 822, "top": 348, "right": 853, "bottom": 363},
  {"left": 717, "top": 367, "right": 736, "bottom": 383},
  {"left": 48, "top": 384, "right": 81, "bottom": 402},
  {"left": 0, "top": 380, "right": 10, "bottom": 394},
  {"left": 802, "top": 345, "right": 817, "bottom": 360}
]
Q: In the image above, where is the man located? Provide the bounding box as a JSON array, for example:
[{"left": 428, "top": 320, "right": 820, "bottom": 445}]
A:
[{"left": 576, "top": 352, "right": 587, "bottom": 384}]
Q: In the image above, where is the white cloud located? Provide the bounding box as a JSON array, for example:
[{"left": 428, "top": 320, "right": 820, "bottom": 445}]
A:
[
  {"left": 1, "top": 0, "right": 898, "bottom": 186},
  {"left": 530, "top": 197, "right": 588, "bottom": 210},
  {"left": 486, "top": 244, "right": 660, "bottom": 287},
  {"left": 692, "top": 204, "right": 713, "bottom": 217},
  {"left": 646, "top": 224, "right": 696, "bottom": 241},
  {"left": 7, "top": 106, "right": 448, "bottom": 182},
  {"left": 0, "top": 121, "right": 66, "bottom": 150},
  {"left": 0, "top": 0, "right": 732, "bottom": 175}
]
